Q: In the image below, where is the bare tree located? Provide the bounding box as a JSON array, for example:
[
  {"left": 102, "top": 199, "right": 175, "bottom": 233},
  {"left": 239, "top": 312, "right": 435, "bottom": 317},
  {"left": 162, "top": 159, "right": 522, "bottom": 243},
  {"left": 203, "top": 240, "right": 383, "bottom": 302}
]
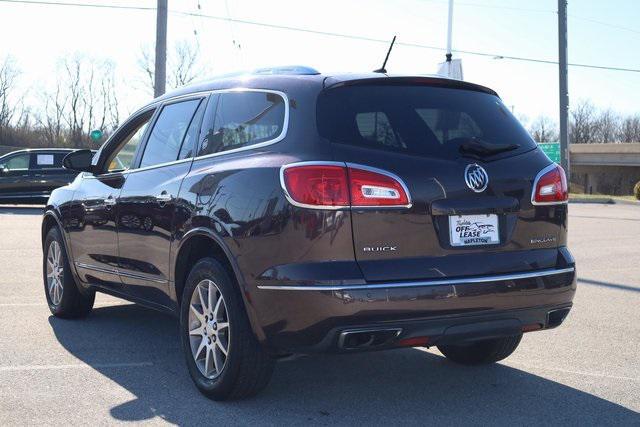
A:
[
  {"left": 101, "top": 62, "right": 120, "bottom": 130},
  {"left": 594, "top": 108, "right": 620, "bottom": 143},
  {"left": 137, "top": 46, "right": 155, "bottom": 95},
  {"left": 137, "top": 40, "right": 204, "bottom": 95},
  {"left": 618, "top": 115, "right": 640, "bottom": 143},
  {"left": 0, "top": 56, "right": 20, "bottom": 139},
  {"left": 37, "top": 55, "right": 120, "bottom": 147},
  {"left": 170, "top": 40, "right": 202, "bottom": 88},
  {"left": 529, "top": 116, "right": 558, "bottom": 143},
  {"left": 569, "top": 99, "right": 598, "bottom": 144},
  {"left": 63, "top": 56, "right": 87, "bottom": 146},
  {"left": 39, "top": 83, "right": 67, "bottom": 145},
  {"left": 66, "top": 56, "right": 119, "bottom": 146}
]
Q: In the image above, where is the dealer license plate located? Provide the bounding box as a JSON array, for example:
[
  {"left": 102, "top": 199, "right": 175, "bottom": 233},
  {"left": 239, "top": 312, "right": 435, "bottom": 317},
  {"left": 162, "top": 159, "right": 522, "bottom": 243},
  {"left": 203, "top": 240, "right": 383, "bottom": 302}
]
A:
[{"left": 449, "top": 214, "right": 500, "bottom": 247}]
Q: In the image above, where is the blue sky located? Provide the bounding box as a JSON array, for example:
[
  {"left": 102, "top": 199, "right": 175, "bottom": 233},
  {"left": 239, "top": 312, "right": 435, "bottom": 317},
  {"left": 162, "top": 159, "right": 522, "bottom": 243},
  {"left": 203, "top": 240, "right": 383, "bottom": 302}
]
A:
[{"left": 1, "top": 0, "right": 639, "bottom": 124}]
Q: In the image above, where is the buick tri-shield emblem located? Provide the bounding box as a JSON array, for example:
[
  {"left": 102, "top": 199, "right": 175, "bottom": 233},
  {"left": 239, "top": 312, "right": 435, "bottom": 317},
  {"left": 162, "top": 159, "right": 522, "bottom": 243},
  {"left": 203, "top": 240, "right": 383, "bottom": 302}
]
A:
[{"left": 464, "top": 164, "right": 489, "bottom": 192}]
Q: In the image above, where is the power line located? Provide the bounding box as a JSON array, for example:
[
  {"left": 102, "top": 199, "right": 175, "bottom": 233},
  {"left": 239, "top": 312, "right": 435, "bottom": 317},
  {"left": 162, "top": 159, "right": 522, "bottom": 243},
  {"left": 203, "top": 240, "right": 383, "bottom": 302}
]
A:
[
  {"left": 456, "top": 1, "right": 552, "bottom": 14},
  {"left": 568, "top": 14, "right": 640, "bottom": 37},
  {"left": 172, "top": 9, "right": 640, "bottom": 74},
  {"left": 2, "top": 0, "right": 640, "bottom": 74},
  {"left": 421, "top": 0, "right": 640, "bottom": 39},
  {"left": 0, "top": 0, "right": 153, "bottom": 11},
  {"left": 6, "top": 0, "right": 640, "bottom": 40},
  {"left": 421, "top": 0, "right": 554, "bottom": 14}
]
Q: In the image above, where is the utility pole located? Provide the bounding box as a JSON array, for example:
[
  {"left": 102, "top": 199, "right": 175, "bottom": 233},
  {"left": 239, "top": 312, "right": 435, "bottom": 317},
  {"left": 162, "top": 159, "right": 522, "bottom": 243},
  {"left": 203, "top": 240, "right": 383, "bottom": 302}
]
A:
[
  {"left": 558, "top": 0, "right": 570, "bottom": 174},
  {"left": 154, "top": 0, "right": 168, "bottom": 98}
]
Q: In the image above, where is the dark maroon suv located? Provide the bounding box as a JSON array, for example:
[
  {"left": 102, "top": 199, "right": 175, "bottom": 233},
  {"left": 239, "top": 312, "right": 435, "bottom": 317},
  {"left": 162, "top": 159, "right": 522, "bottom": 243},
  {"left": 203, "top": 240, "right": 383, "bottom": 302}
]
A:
[{"left": 41, "top": 67, "right": 576, "bottom": 400}]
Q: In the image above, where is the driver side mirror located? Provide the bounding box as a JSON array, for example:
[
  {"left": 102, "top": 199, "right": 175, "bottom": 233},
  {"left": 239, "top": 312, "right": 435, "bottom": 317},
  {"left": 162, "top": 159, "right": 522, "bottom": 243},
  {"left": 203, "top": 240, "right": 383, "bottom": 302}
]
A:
[
  {"left": 63, "top": 150, "right": 95, "bottom": 173},
  {"left": 0, "top": 164, "right": 7, "bottom": 175}
]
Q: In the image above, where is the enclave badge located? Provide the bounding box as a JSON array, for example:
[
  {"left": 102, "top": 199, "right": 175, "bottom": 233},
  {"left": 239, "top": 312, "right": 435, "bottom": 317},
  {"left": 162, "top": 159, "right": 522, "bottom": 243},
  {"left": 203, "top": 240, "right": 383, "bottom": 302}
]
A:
[
  {"left": 464, "top": 164, "right": 489, "bottom": 193},
  {"left": 530, "top": 237, "right": 557, "bottom": 244}
]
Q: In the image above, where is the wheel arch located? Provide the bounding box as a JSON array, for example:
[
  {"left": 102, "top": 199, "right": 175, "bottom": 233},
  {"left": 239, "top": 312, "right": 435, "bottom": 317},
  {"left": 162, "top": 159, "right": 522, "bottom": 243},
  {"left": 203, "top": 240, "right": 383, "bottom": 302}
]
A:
[
  {"left": 41, "top": 211, "right": 59, "bottom": 248},
  {"left": 42, "top": 209, "right": 86, "bottom": 292},
  {"left": 42, "top": 209, "right": 69, "bottom": 253},
  {"left": 172, "top": 228, "right": 266, "bottom": 342}
]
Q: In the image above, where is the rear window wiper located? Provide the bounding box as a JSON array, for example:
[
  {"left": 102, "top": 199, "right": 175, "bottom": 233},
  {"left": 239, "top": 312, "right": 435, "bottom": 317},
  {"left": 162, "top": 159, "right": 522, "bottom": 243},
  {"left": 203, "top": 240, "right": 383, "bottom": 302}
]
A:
[{"left": 458, "top": 138, "right": 520, "bottom": 157}]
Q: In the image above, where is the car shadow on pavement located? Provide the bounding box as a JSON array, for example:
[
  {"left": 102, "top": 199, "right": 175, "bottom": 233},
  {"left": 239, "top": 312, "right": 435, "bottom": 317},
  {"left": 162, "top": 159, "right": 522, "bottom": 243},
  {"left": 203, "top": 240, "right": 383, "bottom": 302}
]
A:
[
  {"left": 0, "top": 206, "right": 43, "bottom": 215},
  {"left": 579, "top": 277, "right": 640, "bottom": 293},
  {"left": 49, "top": 304, "right": 638, "bottom": 425}
]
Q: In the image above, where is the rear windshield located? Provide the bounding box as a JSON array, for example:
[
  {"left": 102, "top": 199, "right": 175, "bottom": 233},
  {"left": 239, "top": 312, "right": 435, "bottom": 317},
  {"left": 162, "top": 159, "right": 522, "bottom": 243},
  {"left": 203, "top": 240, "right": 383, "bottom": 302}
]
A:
[{"left": 317, "top": 85, "right": 536, "bottom": 159}]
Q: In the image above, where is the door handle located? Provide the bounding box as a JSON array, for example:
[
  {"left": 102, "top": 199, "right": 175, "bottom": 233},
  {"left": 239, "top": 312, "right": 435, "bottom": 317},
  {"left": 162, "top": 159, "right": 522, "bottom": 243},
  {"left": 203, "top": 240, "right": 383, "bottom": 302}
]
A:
[{"left": 156, "top": 191, "right": 172, "bottom": 206}]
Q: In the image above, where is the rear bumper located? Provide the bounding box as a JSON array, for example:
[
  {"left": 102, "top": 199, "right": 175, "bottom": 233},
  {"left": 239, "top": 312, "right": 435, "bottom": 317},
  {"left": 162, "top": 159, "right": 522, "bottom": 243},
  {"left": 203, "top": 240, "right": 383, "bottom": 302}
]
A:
[{"left": 250, "top": 266, "right": 577, "bottom": 354}]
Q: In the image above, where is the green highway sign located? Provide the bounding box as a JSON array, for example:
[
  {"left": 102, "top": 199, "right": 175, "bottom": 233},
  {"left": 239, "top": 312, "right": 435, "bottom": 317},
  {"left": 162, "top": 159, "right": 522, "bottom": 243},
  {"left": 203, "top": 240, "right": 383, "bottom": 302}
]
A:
[
  {"left": 89, "top": 129, "right": 103, "bottom": 142},
  {"left": 538, "top": 142, "right": 561, "bottom": 163}
]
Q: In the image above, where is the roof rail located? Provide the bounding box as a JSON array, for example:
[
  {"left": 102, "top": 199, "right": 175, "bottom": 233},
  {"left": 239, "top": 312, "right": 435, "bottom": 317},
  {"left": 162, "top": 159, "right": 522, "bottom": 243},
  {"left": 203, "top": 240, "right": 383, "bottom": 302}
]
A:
[{"left": 252, "top": 65, "right": 320, "bottom": 75}]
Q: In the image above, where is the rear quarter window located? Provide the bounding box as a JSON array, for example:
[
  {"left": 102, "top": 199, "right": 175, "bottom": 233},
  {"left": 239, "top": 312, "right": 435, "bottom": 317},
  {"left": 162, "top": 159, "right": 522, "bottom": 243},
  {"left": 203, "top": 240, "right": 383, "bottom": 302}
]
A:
[
  {"left": 32, "top": 153, "right": 66, "bottom": 169},
  {"left": 317, "top": 85, "right": 537, "bottom": 160},
  {"left": 197, "top": 91, "right": 286, "bottom": 156}
]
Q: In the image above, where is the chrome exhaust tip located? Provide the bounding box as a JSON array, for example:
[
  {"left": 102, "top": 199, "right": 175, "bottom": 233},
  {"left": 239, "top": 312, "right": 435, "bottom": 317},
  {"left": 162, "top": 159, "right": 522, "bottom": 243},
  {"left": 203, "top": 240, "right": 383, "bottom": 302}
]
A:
[
  {"left": 547, "top": 307, "right": 571, "bottom": 328},
  {"left": 338, "top": 328, "right": 402, "bottom": 350}
]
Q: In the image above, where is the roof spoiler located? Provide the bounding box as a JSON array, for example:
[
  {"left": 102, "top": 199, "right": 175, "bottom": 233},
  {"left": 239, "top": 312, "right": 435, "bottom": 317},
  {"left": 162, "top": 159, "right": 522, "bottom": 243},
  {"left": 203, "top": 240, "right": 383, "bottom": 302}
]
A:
[{"left": 322, "top": 76, "right": 498, "bottom": 97}]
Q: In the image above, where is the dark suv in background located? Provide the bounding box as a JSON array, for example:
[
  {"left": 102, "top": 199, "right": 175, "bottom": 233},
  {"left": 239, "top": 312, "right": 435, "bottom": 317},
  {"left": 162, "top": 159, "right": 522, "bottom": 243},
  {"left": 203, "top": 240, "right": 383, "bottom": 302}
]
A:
[
  {"left": 0, "top": 148, "right": 81, "bottom": 204},
  {"left": 42, "top": 68, "right": 576, "bottom": 400}
]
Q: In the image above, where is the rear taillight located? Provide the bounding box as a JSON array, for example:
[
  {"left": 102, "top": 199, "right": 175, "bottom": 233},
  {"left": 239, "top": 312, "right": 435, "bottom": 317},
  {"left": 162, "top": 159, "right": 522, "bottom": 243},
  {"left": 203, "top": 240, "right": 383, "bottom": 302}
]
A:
[
  {"left": 282, "top": 164, "right": 349, "bottom": 207},
  {"left": 348, "top": 167, "right": 410, "bottom": 206},
  {"left": 281, "top": 162, "right": 410, "bottom": 208},
  {"left": 532, "top": 164, "right": 568, "bottom": 205}
]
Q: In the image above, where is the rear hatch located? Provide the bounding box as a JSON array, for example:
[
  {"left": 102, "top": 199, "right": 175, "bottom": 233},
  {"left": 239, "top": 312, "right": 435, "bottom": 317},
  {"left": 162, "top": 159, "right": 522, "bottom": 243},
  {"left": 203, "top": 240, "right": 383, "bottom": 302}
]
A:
[{"left": 317, "top": 78, "right": 567, "bottom": 282}]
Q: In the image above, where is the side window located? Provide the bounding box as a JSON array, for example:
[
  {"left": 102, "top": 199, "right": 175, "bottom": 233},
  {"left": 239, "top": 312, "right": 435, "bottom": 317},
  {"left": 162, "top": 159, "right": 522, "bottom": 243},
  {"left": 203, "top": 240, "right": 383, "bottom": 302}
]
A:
[
  {"left": 198, "top": 91, "right": 286, "bottom": 156},
  {"left": 140, "top": 99, "right": 201, "bottom": 168},
  {"left": 178, "top": 99, "right": 206, "bottom": 160},
  {"left": 4, "top": 154, "right": 30, "bottom": 171},
  {"left": 107, "top": 119, "right": 151, "bottom": 173},
  {"left": 32, "top": 153, "right": 65, "bottom": 170}
]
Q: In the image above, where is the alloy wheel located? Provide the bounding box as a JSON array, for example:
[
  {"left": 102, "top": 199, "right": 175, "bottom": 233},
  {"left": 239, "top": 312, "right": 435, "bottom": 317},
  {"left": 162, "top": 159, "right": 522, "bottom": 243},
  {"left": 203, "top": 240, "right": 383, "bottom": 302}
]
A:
[
  {"left": 188, "top": 279, "right": 230, "bottom": 379},
  {"left": 46, "top": 241, "right": 64, "bottom": 306}
]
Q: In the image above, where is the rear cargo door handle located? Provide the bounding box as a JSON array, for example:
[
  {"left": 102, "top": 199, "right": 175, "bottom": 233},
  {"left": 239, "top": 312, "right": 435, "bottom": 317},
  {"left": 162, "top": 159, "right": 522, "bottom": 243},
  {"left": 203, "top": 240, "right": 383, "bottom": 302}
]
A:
[{"left": 156, "top": 191, "right": 172, "bottom": 206}]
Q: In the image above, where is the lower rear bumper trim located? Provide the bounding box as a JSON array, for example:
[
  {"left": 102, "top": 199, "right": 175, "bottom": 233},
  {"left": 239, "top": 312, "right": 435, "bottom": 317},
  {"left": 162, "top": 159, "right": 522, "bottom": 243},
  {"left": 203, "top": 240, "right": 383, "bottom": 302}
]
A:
[{"left": 257, "top": 267, "right": 575, "bottom": 291}]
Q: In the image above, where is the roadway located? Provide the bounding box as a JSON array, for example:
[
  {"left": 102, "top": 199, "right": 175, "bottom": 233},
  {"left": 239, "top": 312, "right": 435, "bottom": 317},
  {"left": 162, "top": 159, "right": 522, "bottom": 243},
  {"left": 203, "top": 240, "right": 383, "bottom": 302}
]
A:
[{"left": 0, "top": 203, "right": 638, "bottom": 425}]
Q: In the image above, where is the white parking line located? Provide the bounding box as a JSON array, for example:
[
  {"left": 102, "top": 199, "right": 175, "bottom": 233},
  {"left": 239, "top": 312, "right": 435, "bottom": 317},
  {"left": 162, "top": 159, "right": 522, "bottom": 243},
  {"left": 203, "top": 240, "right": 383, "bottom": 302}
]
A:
[{"left": 0, "top": 362, "right": 153, "bottom": 372}]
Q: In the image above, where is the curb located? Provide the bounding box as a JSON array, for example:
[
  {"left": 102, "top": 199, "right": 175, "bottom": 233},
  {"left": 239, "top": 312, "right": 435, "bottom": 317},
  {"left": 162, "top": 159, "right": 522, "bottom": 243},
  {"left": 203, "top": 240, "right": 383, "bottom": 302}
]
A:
[
  {"left": 570, "top": 198, "right": 639, "bottom": 206},
  {"left": 570, "top": 198, "right": 614, "bottom": 204},
  {"left": 611, "top": 199, "right": 640, "bottom": 206}
]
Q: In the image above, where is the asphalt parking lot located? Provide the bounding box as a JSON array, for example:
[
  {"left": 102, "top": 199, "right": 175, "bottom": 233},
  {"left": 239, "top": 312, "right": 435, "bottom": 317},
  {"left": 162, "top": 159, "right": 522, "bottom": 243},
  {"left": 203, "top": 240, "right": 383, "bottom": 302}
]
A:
[{"left": 0, "top": 203, "right": 638, "bottom": 425}]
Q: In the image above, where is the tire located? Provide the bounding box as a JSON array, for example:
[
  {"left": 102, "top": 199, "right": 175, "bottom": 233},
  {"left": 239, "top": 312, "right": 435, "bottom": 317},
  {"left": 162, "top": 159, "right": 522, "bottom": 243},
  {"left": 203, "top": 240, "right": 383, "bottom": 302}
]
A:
[
  {"left": 179, "top": 258, "right": 274, "bottom": 400},
  {"left": 43, "top": 227, "right": 95, "bottom": 318},
  {"left": 437, "top": 334, "right": 522, "bottom": 365}
]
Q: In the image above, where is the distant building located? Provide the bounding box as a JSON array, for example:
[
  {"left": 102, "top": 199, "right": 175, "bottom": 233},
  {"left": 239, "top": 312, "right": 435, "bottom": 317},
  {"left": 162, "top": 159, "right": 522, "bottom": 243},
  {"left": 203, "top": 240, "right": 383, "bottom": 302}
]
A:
[{"left": 569, "top": 143, "right": 640, "bottom": 195}]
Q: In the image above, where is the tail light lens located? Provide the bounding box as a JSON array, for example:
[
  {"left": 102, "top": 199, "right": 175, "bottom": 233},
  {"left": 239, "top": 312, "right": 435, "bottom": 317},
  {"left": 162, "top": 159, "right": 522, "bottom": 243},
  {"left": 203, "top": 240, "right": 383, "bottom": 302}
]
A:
[
  {"left": 532, "top": 164, "right": 568, "bottom": 205},
  {"left": 348, "top": 167, "right": 410, "bottom": 206},
  {"left": 281, "top": 163, "right": 410, "bottom": 208},
  {"left": 282, "top": 165, "right": 349, "bottom": 207}
]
